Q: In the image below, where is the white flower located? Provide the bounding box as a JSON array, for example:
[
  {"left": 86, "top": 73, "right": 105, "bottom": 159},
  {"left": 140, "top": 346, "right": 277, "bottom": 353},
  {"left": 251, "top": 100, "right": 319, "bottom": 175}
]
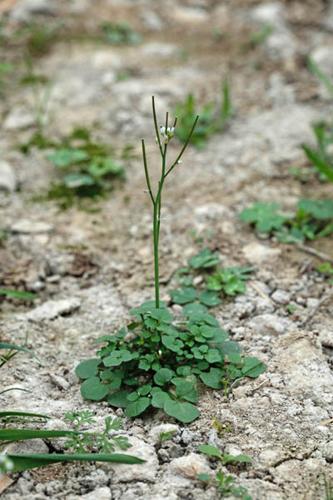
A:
[{"left": 159, "top": 125, "right": 175, "bottom": 144}]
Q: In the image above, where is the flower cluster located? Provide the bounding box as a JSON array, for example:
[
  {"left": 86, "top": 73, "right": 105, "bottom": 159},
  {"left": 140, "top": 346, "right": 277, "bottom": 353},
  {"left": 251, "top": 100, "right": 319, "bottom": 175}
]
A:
[{"left": 159, "top": 125, "right": 175, "bottom": 144}]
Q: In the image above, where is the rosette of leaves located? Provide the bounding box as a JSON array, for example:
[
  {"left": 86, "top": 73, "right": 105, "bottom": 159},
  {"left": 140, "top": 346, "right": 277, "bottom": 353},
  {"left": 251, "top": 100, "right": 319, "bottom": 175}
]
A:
[
  {"left": 170, "top": 248, "right": 253, "bottom": 309},
  {"left": 76, "top": 302, "right": 265, "bottom": 424},
  {"left": 46, "top": 128, "right": 124, "bottom": 207},
  {"left": 240, "top": 199, "right": 333, "bottom": 243}
]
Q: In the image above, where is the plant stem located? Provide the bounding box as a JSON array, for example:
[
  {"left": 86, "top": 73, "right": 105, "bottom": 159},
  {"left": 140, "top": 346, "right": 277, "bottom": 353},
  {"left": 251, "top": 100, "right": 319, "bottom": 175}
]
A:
[{"left": 143, "top": 97, "right": 198, "bottom": 309}]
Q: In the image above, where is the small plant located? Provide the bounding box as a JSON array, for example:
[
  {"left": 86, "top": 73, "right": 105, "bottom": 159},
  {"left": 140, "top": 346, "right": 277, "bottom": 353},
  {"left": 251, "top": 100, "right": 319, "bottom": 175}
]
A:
[
  {"left": 174, "top": 82, "right": 233, "bottom": 148},
  {"left": 29, "top": 128, "right": 125, "bottom": 208},
  {"left": 240, "top": 199, "right": 333, "bottom": 243},
  {"left": 63, "top": 410, "right": 131, "bottom": 453},
  {"left": 0, "top": 341, "right": 33, "bottom": 371},
  {"left": 308, "top": 58, "right": 333, "bottom": 98},
  {"left": 303, "top": 59, "right": 333, "bottom": 182},
  {"left": 0, "top": 62, "right": 13, "bottom": 95},
  {"left": 316, "top": 262, "right": 333, "bottom": 284},
  {"left": 249, "top": 23, "right": 273, "bottom": 47},
  {"left": 303, "top": 121, "right": 333, "bottom": 183},
  {"left": 76, "top": 98, "right": 265, "bottom": 424},
  {"left": 15, "top": 22, "right": 61, "bottom": 58},
  {"left": 100, "top": 22, "right": 142, "bottom": 45},
  {"left": 198, "top": 444, "right": 252, "bottom": 499},
  {"left": 159, "top": 430, "right": 177, "bottom": 443},
  {"left": 171, "top": 249, "right": 253, "bottom": 309},
  {"left": 0, "top": 410, "right": 142, "bottom": 473}
]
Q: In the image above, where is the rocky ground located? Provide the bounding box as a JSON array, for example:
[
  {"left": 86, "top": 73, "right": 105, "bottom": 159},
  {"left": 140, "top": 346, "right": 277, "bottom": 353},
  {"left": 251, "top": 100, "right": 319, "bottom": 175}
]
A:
[{"left": 0, "top": 0, "right": 333, "bottom": 499}]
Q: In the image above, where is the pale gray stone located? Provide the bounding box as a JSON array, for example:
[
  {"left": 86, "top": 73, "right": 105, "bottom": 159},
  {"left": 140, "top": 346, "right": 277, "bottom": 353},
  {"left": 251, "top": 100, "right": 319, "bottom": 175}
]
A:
[
  {"left": 23, "top": 298, "right": 81, "bottom": 322},
  {"left": 0, "top": 161, "right": 17, "bottom": 193}
]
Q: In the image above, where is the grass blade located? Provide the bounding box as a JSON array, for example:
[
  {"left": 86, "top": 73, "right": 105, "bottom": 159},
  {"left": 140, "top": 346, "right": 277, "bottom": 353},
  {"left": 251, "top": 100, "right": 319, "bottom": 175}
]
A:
[
  {"left": 0, "top": 343, "right": 32, "bottom": 354},
  {"left": 308, "top": 58, "right": 333, "bottom": 98},
  {"left": 0, "top": 289, "right": 36, "bottom": 300},
  {"left": 6, "top": 452, "right": 145, "bottom": 472},
  {"left": 0, "top": 411, "right": 49, "bottom": 420},
  {"left": 0, "top": 429, "right": 77, "bottom": 442},
  {"left": 303, "top": 144, "right": 333, "bottom": 182}
]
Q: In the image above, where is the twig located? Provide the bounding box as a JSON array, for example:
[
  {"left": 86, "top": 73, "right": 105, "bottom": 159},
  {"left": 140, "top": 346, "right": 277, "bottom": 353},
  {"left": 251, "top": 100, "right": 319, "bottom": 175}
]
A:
[{"left": 296, "top": 243, "right": 333, "bottom": 264}]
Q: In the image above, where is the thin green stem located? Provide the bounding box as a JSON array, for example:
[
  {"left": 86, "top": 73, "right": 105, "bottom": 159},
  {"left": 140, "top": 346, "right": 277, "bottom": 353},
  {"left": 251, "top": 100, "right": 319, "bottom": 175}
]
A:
[
  {"left": 164, "top": 115, "right": 199, "bottom": 178},
  {"left": 152, "top": 96, "right": 163, "bottom": 156},
  {"left": 141, "top": 139, "right": 155, "bottom": 203},
  {"left": 142, "top": 100, "right": 199, "bottom": 310}
]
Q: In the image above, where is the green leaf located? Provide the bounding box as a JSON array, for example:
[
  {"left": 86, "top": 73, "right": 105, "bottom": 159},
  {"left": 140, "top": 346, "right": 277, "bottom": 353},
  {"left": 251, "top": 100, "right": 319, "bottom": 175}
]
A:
[
  {"left": 205, "top": 349, "right": 222, "bottom": 363},
  {"left": 138, "top": 384, "right": 152, "bottom": 396},
  {"left": 241, "top": 357, "right": 266, "bottom": 378},
  {"left": 88, "top": 158, "right": 123, "bottom": 178},
  {"left": 0, "top": 428, "right": 76, "bottom": 442},
  {"left": 182, "top": 303, "right": 208, "bottom": 316},
  {"left": 47, "top": 148, "right": 89, "bottom": 167},
  {"left": 197, "top": 472, "right": 211, "bottom": 482},
  {"left": 0, "top": 411, "right": 49, "bottom": 420},
  {"left": 6, "top": 452, "right": 144, "bottom": 472},
  {"left": 189, "top": 249, "right": 219, "bottom": 269},
  {"left": 103, "top": 350, "right": 136, "bottom": 367},
  {"left": 151, "top": 389, "right": 171, "bottom": 409},
  {"left": 80, "top": 377, "right": 109, "bottom": 401},
  {"left": 125, "top": 397, "right": 151, "bottom": 417},
  {"left": 164, "top": 400, "right": 200, "bottom": 423},
  {"left": 199, "top": 290, "right": 221, "bottom": 307},
  {"left": 0, "top": 343, "right": 32, "bottom": 354},
  {"left": 75, "top": 359, "right": 100, "bottom": 379},
  {"left": 161, "top": 336, "right": 183, "bottom": 353},
  {"left": 303, "top": 144, "right": 333, "bottom": 182},
  {"left": 171, "top": 377, "right": 198, "bottom": 403},
  {"left": 154, "top": 368, "right": 174, "bottom": 386},
  {"left": 199, "top": 368, "right": 223, "bottom": 389},
  {"left": 63, "top": 173, "right": 95, "bottom": 189},
  {"left": 170, "top": 287, "right": 197, "bottom": 305},
  {"left": 222, "top": 454, "right": 252, "bottom": 465},
  {"left": 0, "top": 289, "right": 36, "bottom": 300},
  {"left": 198, "top": 444, "right": 222, "bottom": 458},
  {"left": 297, "top": 199, "right": 333, "bottom": 220},
  {"left": 240, "top": 203, "right": 288, "bottom": 233},
  {"left": 108, "top": 390, "right": 130, "bottom": 408}
]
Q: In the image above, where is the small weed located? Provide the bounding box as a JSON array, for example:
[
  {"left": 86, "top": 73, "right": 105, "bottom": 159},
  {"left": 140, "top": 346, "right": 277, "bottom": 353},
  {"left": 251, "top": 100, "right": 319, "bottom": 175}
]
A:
[
  {"left": 16, "top": 22, "right": 61, "bottom": 58},
  {"left": 159, "top": 430, "right": 177, "bottom": 442},
  {"left": 76, "top": 98, "right": 265, "bottom": 423},
  {"left": 316, "top": 262, "right": 333, "bottom": 284},
  {"left": 308, "top": 58, "right": 333, "bottom": 98},
  {"left": 240, "top": 199, "right": 333, "bottom": 243},
  {"left": 303, "top": 121, "right": 333, "bottom": 183},
  {"left": 100, "top": 22, "right": 142, "bottom": 45},
  {"left": 0, "top": 411, "right": 142, "bottom": 473},
  {"left": 171, "top": 248, "right": 253, "bottom": 309},
  {"left": 63, "top": 410, "right": 130, "bottom": 454},
  {"left": 0, "top": 341, "right": 33, "bottom": 370},
  {"left": 198, "top": 444, "right": 252, "bottom": 499},
  {"left": 286, "top": 303, "right": 297, "bottom": 315},
  {"left": 303, "top": 59, "right": 333, "bottom": 182},
  {"left": 0, "top": 62, "right": 13, "bottom": 94},
  {"left": 249, "top": 24, "right": 273, "bottom": 47},
  {"left": 174, "top": 81, "right": 233, "bottom": 148},
  {"left": 212, "top": 418, "right": 233, "bottom": 437},
  {"left": 29, "top": 128, "right": 125, "bottom": 208}
]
